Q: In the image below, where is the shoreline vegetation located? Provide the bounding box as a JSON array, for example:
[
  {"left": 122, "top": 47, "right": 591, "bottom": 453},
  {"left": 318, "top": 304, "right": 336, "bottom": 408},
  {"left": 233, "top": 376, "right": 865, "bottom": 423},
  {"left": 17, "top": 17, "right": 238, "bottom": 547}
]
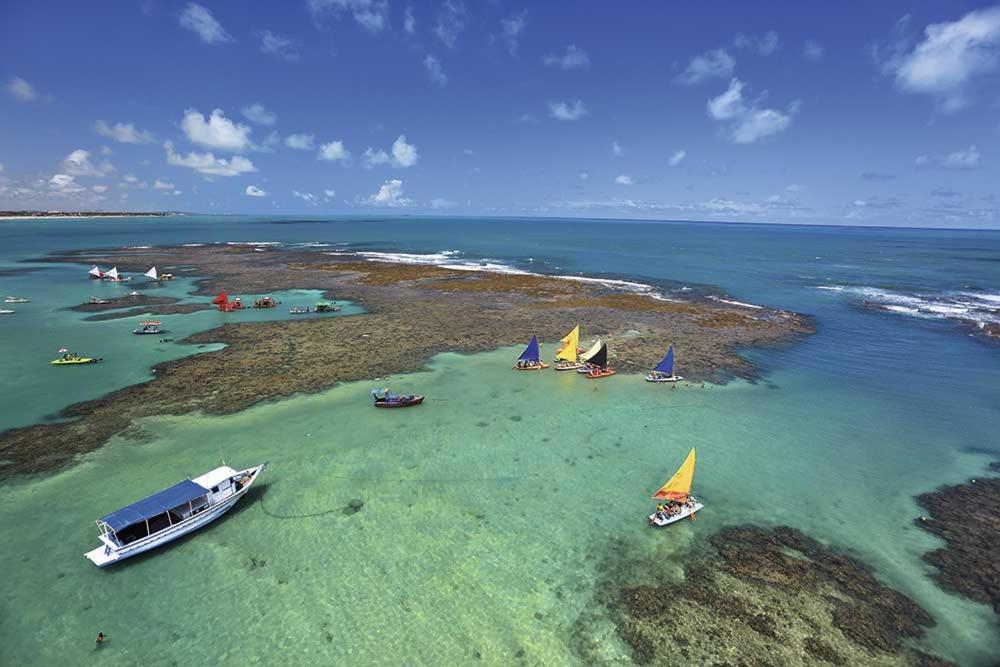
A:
[
  {"left": 0, "top": 243, "right": 813, "bottom": 479},
  {"left": 0, "top": 210, "right": 180, "bottom": 219}
]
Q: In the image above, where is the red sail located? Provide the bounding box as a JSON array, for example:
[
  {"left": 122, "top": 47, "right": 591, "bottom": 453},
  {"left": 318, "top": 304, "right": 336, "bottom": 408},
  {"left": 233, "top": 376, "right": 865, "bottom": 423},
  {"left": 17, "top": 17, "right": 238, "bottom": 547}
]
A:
[{"left": 211, "top": 292, "right": 229, "bottom": 306}]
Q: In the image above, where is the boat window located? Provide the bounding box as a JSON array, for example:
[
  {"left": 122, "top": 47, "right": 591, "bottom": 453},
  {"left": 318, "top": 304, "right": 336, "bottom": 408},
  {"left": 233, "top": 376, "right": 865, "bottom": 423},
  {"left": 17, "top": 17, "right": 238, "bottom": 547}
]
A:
[
  {"left": 211, "top": 486, "right": 219, "bottom": 493},
  {"left": 147, "top": 512, "right": 171, "bottom": 534},
  {"left": 116, "top": 521, "right": 149, "bottom": 545}
]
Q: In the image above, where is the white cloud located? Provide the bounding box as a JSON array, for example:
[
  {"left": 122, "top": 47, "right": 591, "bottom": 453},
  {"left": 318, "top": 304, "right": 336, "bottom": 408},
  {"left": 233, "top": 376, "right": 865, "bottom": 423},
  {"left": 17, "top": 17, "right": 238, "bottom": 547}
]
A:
[
  {"left": 733, "top": 30, "right": 780, "bottom": 55},
  {"left": 293, "top": 190, "right": 318, "bottom": 204},
  {"left": 434, "top": 0, "right": 468, "bottom": 48},
  {"left": 324, "top": 188, "right": 336, "bottom": 200},
  {"left": 259, "top": 30, "right": 300, "bottom": 61},
  {"left": 181, "top": 108, "right": 252, "bottom": 151},
  {"left": 165, "top": 141, "right": 256, "bottom": 177},
  {"left": 285, "top": 133, "right": 316, "bottom": 150},
  {"left": 245, "top": 185, "right": 267, "bottom": 197},
  {"left": 614, "top": 174, "right": 634, "bottom": 186},
  {"left": 785, "top": 183, "right": 806, "bottom": 192},
  {"left": 882, "top": 6, "right": 1000, "bottom": 112},
  {"left": 153, "top": 178, "right": 175, "bottom": 190},
  {"left": 307, "top": 0, "right": 389, "bottom": 33},
  {"left": 6, "top": 77, "right": 41, "bottom": 102},
  {"left": 123, "top": 174, "right": 139, "bottom": 184},
  {"left": 404, "top": 6, "right": 416, "bottom": 34},
  {"left": 669, "top": 149, "right": 687, "bottom": 166},
  {"left": 803, "top": 40, "right": 824, "bottom": 61},
  {"left": 318, "top": 140, "right": 350, "bottom": 162},
  {"left": 916, "top": 145, "right": 981, "bottom": 169},
  {"left": 707, "top": 78, "right": 795, "bottom": 144},
  {"left": 92, "top": 185, "right": 108, "bottom": 194},
  {"left": 49, "top": 174, "right": 85, "bottom": 194},
  {"left": 367, "top": 178, "right": 412, "bottom": 206},
  {"left": 548, "top": 99, "right": 588, "bottom": 121},
  {"left": 611, "top": 141, "right": 623, "bottom": 157},
  {"left": 424, "top": 54, "right": 448, "bottom": 86},
  {"left": 392, "top": 134, "right": 419, "bottom": 167},
  {"left": 364, "top": 147, "right": 390, "bottom": 168},
  {"left": 543, "top": 44, "right": 590, "bottom": 69},
  {"left": 241, "top": 103, "right": 277, "bottom": 126},
  {"left": 677, "top": 48, "right": 734, "bottom": 84},
  {"left": 61, "top": 149, "right": 114, "bottom": 177},
  {"left": 500, "top": 10, "right": 527, "bottom": 55},
  {"left": 179, "top": 3, "right": 232, "bottom": 45},
  {"left": 94, "top": 120, "right": 155, "bottom": 144},
  {"left": 430, "top": 197, "right": 457, "bottom": 209}
]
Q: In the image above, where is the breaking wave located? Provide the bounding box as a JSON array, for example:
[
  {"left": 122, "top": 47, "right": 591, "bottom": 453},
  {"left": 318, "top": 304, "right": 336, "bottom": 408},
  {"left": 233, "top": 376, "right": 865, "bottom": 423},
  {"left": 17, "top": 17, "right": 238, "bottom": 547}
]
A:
[{"left": 817, "top": 284, "right": 1000, "bottom": 327}]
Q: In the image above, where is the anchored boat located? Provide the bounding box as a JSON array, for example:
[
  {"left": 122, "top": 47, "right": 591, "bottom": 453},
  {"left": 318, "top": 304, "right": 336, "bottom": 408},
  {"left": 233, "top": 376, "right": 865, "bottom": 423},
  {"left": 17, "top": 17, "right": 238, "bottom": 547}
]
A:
[
  {"left": 132, "top": 320, "right": 164, "bottom": 335},
  {"left": 646, "top": 345, "right": 683, "bottom": 383},
  {"left": 648, "top": 448, "right": 703, "bottom": 526},
  {"left": 103, "top": 266, "right": 131, "bottom": 282},
  {"left": 554, "top": 325, "right": 585, "bottom": 370},
  {"left": 84, "top": 462, "right": 267, "bottom": 568},
  {"left": 585, "top": 343, "right": 616, "bottom": 378},
  {"left": 315, "top": 302, "right": 341, "bottom": 313},
  {"left": 212, "top": 292, "right": 244, "bottom": 311},
  {"left": 372, "top": 388, "right": 425, "bottom": 408},
  {"left": 575, "top": 339, "right": 603, "bottom": 373},
  {"left": 514, "top": 335, "right": 549, "bottom": 370},
  {"left": 88, "top": 265, "right": 104, "bottom": 280},
  {"left": 51, "top": 348, "right": 101, "bottom": 365},
  {"left": 4, "top": 296, "right": 29, "bottom": 303}
]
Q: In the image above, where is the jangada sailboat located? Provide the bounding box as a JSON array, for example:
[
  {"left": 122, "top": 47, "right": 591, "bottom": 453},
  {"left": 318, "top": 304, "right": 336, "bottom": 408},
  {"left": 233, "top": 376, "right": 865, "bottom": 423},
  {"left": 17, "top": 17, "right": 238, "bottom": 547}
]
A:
[
  {"left": 646, "top": 345, "right": 683, "bottom": 383},
  {"left": 648, "top": 448, "right": 703, "bottom": 526},
  {"left": 554, "top": 325, "right": 585, "bottom": 370},
  {"left": 84, "top": 462, "right": 266, "bottom": 567},
  {"left": 514, "top": 335, "right": 549, "bottom": 370},
  {"left": 88, "top": 265, "right": 104, "bottom": 280},
  {"left": 102, "top": 266, "right": 131, "bottom": 282},
  {"left": 575, "top": 338, "right": 603, "bottom": 373},
  {"left": 585, "top": 342, "right": 616, "bottom": 378}
]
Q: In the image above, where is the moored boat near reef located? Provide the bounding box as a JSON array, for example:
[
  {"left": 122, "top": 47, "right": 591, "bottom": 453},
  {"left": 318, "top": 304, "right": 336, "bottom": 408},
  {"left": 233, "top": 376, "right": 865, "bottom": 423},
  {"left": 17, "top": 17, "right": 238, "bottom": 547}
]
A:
[
  {"left": 84, "top": 462, "right": 267, "bottom": 568},
  {"left": 514, "top": 334, "right": 549, "bottom": 370},
  {"left": 553, "top": 325, "right": 585, "bottom": 370},
  {"left": 646, "top": 345, "right": 682, "bottom": 383},
  {"left": 649, "top": 448, "right": 703, "bottom": 526}
]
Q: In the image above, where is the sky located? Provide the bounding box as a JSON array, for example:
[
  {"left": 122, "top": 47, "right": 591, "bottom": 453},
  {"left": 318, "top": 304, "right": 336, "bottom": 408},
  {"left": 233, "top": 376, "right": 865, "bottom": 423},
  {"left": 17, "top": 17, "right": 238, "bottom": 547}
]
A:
[{"left": 2, "top": 0, "right": 1000, "bottom": 228}]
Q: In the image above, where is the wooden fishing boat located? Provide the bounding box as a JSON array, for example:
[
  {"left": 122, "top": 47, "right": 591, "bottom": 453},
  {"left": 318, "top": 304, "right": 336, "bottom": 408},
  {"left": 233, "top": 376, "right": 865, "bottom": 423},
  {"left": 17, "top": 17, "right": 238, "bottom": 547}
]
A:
[
  {"left": 253, "top": 296, "right": 277, "bottom": 309},
  {"left": 646, "top": 345, "right": 683, "bottom": 383},
  {"left": 211, "top": 292, "right": 244, "bottom": 311},
  {"left": 575, "top": 339, "right": 602, "bottom": 373},
  {"left": 372, "top": 388, "right": 425, "bottom": 408},
  {"left": 553, "top": 325, "right": 586, "bottom": 370},
  {"left": 514, "top": 335, "right": 549, "bottom": 370},
  {"left": 84, "top": 462, "right": 267, "bottom": 568},
  {"left": 648, "top": 448, "right": 703, "bottom": 526},
  {"left": 88, "top": 265, "right": 104, "bottom": 280},
  {"left": 585, "top": 343, "right": 615, "bottom": 378}
]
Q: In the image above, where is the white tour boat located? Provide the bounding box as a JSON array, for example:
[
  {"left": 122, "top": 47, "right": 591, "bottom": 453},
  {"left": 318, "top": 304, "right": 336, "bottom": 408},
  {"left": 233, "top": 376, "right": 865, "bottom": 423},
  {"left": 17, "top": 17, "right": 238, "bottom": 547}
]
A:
[
  {"left": 4, "top": 296, "right": 29, "bottom": 303},
  {"left": 84, "top": 462, "right": 266, "bottom": 568},
  {"left": 648, "top": 448, "right": 703, "bottom": 526}
]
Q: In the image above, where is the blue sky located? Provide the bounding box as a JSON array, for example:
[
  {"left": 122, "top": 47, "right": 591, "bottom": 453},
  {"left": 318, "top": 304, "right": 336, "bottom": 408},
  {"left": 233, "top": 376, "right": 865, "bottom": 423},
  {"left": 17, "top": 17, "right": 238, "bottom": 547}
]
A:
[{"left": 2, "top": 1, "right": 1000, "bottom": 227}]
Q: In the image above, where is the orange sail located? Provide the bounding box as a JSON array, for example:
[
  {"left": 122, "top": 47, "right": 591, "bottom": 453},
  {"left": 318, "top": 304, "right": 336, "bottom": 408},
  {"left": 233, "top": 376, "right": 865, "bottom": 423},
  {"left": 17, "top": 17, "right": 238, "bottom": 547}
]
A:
[{"left": 652, "top": 448, "right": 696, "bottom": 501}]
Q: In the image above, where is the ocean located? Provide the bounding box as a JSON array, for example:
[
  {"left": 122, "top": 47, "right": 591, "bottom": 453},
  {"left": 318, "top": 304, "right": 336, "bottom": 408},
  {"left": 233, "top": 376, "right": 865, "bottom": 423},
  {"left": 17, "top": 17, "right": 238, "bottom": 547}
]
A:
[{"left": 1, "top": 215, "right": 998, "bottom": 664}]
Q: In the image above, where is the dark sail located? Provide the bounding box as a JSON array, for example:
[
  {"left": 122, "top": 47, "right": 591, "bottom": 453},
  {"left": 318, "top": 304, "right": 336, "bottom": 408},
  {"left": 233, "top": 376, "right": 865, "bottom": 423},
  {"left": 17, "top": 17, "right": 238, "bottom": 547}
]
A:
[
  {"left": 590, "top": 342, "right": 608, "bottom": 369},
  {"left": 518, "top": 335, "right": 541, "bottom": 362},
  {"left": 653, "top": 346, "right": 674, "bottom": 374}
]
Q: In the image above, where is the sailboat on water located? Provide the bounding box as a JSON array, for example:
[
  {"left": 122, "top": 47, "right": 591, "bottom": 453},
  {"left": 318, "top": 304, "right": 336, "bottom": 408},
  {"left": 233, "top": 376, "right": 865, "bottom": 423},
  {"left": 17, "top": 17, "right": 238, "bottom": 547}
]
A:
[
  {"left": 145, "top": 266, "right": 175, "bottom": 281},
  {"left": 648, "top": 448, "right": 703, "bottom": 526},
  {"left": 554, "top": 325, "right": 585, "bottom": 370},
  {"left": 585, "top": 342, "right": 616, "bottom": 378},
  {"left": 646, "top": 345, "right": 683, "bottom": 383},
  {"left": 514, "top": 335, "right": 549, "bottom": 370},
  {"left": 575, "top": 339, "right": 603, "bottom": 373},
  {"left": 103, "top": 266, "right": 131, "bottom": 282}
]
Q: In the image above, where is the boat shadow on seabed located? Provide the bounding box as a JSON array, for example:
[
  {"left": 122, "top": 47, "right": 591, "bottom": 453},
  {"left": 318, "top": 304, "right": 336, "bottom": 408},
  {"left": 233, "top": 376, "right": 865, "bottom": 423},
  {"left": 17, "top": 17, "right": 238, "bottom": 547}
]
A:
[{"left": 101, "top": 483, "right": 270, "bottom": 573}]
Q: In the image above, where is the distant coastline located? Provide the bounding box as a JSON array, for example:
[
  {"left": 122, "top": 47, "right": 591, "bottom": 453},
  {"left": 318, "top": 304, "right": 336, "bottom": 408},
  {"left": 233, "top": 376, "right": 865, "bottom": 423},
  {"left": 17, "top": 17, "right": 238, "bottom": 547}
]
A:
[{"left": 0, "top": 210, "right": 181, "bottom": 220}]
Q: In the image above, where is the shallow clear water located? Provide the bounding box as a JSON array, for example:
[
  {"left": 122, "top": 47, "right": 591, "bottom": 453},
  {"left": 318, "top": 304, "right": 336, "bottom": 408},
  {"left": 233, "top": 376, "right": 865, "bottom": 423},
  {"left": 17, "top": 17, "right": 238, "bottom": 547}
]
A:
[{"left": 0, "top": 216, "right": 998, "bottom": 664}]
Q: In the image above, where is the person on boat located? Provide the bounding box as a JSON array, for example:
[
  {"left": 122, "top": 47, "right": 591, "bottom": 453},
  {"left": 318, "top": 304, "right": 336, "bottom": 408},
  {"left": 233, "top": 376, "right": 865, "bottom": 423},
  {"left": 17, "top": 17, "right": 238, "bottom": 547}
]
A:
[{"left": 95, "top": 632, "right": 108, "bottom": 648}]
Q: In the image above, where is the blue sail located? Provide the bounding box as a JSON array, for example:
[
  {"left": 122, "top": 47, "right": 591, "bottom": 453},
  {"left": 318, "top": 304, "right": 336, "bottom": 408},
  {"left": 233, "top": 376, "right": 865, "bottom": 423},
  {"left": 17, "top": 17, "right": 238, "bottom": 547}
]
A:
[
  {"left": 518, "top": 335, "right": 541, "bottom": 362},
  {"left": 653, "top": 346, "right": 674, "bottom": 374}
]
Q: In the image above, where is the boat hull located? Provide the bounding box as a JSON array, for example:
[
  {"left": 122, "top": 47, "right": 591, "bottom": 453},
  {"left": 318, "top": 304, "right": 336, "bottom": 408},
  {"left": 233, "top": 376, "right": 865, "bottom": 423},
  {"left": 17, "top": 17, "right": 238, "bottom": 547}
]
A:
[
  {"left": 514, "top": 363, "right": 549, "bottom": 370},
  {"left": 586, "top": 369, "right": 616, "bottom": 379},
  {"left": 51, "top": 358, "right": 100, "bottom": 365},
  {"left": 85, "top": 464, "right": 265, "bottom": 568},
  {"left": 649, "top": 500, "right": 703, "bottom": 526},
  {"left": 645, "top": 375, "right": 683, "bottom": 383},
  {"left": 553, "top": 362, "right": 584, "bottom": 371},
  {"left": 374, "top": 396, "right": 424, "bottom": 408}
]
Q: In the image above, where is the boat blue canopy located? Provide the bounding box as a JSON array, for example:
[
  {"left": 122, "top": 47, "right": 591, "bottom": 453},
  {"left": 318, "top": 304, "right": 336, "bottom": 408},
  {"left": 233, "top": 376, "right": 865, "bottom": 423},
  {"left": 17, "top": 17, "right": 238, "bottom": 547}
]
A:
[
  {"left": 518, "top": 335, "right": 541, "bottom": 362},
  {"left": 653, "top": 346, "right": 674, "bottom": 374},
  {"left": 101, "top": 479, "right": 208, "bottom": 532}
]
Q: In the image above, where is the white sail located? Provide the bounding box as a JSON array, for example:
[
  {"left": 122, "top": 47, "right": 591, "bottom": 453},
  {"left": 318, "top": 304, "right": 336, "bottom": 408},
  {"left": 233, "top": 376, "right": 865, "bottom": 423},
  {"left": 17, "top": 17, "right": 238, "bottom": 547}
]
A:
[
  {"left": 144, "top": 266, "right": 158, "bottom": 280},
  {"left": 106, "top": 267, "right": 119, "bottom": 279},
  {"left": 88, "top": 266, "right": 103, "bottom": 277}
]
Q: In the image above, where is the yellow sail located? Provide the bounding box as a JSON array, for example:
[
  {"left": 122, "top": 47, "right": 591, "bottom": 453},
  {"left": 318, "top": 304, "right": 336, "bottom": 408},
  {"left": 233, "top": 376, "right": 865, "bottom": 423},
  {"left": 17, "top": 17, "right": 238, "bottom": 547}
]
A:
[
  {"left": 579, "top": 338, "right": 602, "bottom": 362},
  {"left": 556, "top": 325, "right": 580, "bottom": 362},
  {"left": 652, "top": 448, "right": 696, "bottom": 500}
]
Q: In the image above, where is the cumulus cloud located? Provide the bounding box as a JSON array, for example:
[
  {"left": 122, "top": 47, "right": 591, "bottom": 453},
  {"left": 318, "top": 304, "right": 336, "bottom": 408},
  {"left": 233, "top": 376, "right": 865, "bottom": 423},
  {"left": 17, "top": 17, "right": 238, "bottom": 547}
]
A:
[
  {"left": 241, "top": 103, "right": 277, "bottom": 126},
  {"left": 165, "top": 141, "right": 256, "bottom": 177},
  {"left": 614, "top": 174, "right": 634, "bottom": 186},
  {"left": 92, "top": 185, "right": 108, "bottom": 194},
  {"left": 785, "top": 183, "right": 806, "bottom": 193},
  {"left": 803, "top": 40, "right": 824, "bottom": 61},
  {"left": 367, "top": 178, "right": 412, "bottom": 206},
  {"left": 434, "top": 0, "right": 468, "bottom": 48},
  {"left": 391, "top": 134, "right": 418, "bottom": 167},
  {"left": 179, "top": 3, "right": 232, "bottom": 45},
  {"left": 430, "top": 197, "right": 457, "bottom": 209},
  {"left": 916, "top": 145, "right": 981, "bottom": 169},
  {"left": 548, "top": 99, "right": 588, "bottom": 121},
  {"left": 293, "top": 190, "right": 318, "bottom": 204},
  {"left": 669, "top": 149, "right": 687, "bottom": 167},
  {"left": 404, "top": 6, "right": 416, "bottom": 34},
  {"left": 61, "top": 149, "right": 115, "bottom": 177},
  {"left": 6, "top": 76, "right": 42, "bottom": 102},
  {"left": 707, "top": 78, "right": 796, "bottom": 144},
  {"left": 245, "top": 185, "right": 267, "bottom": 197},
  {"left": 285, "top": 133, "right": 315, "bottom": 150},
  {"left": 733, "top": 30, "right": 780, "bottom": 55},
  {"left": 424, "top": 55, "right": 448, "bottom": 86},
  {"left": 500, "top": 10, "right": 527, "bottom": 55},
  {"left": 878, "top": 7, "right": 1000, "bottom": 112},
  {"left": 94, "top": 120, "right": 155, "bottom": 144},
  {"left": 611, "top": 141, "right": 623, "bottom": 157},
  {"left": 324, "top": 188, "right": 336, "bottom": 200},
  {"left": 677, "top": 48, "right": 734, "bottom": 84},
  {"left": 49, "top": 174, "right": 85, "bottom": 194},
  {"left": 363, "top": 147, "right": 390, "bottom": 168},
  {"left": 308, "top": 0, "right": 389, "bottom": 33},
  {"left": 153, "top": 178, "right": 175, "bottom": 190},
  {"left": 259, "top": 30, "right": 300, "bottom": 61},
  {"left": 318, "top": 140, "right": 350, "bottom": 162},
  {"left": 181, "top": 109, "right": 252, "bottom": 151},
  {"left": 543, "top": 44, "right": 589, "bottom": 69}
]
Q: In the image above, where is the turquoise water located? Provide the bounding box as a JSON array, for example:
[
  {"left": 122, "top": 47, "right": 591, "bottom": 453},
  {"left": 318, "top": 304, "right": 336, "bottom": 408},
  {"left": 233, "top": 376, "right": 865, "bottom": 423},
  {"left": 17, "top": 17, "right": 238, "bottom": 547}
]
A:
[{"left": 1, "top": 216, "right": 999, "bottom": 664}]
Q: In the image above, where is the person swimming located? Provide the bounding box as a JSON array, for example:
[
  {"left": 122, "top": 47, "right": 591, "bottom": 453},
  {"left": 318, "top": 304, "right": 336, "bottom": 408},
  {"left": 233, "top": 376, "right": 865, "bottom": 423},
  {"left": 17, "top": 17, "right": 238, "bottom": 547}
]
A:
[{"left": 95, "top": 632, "right": 108, "bottom": 648}]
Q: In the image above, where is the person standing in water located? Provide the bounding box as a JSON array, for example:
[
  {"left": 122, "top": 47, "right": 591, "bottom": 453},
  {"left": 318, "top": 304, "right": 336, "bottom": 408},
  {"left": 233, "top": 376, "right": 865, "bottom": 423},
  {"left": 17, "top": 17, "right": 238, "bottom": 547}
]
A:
[{"left": 95, "top": 632, "right": 108, "bottom": 648}]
